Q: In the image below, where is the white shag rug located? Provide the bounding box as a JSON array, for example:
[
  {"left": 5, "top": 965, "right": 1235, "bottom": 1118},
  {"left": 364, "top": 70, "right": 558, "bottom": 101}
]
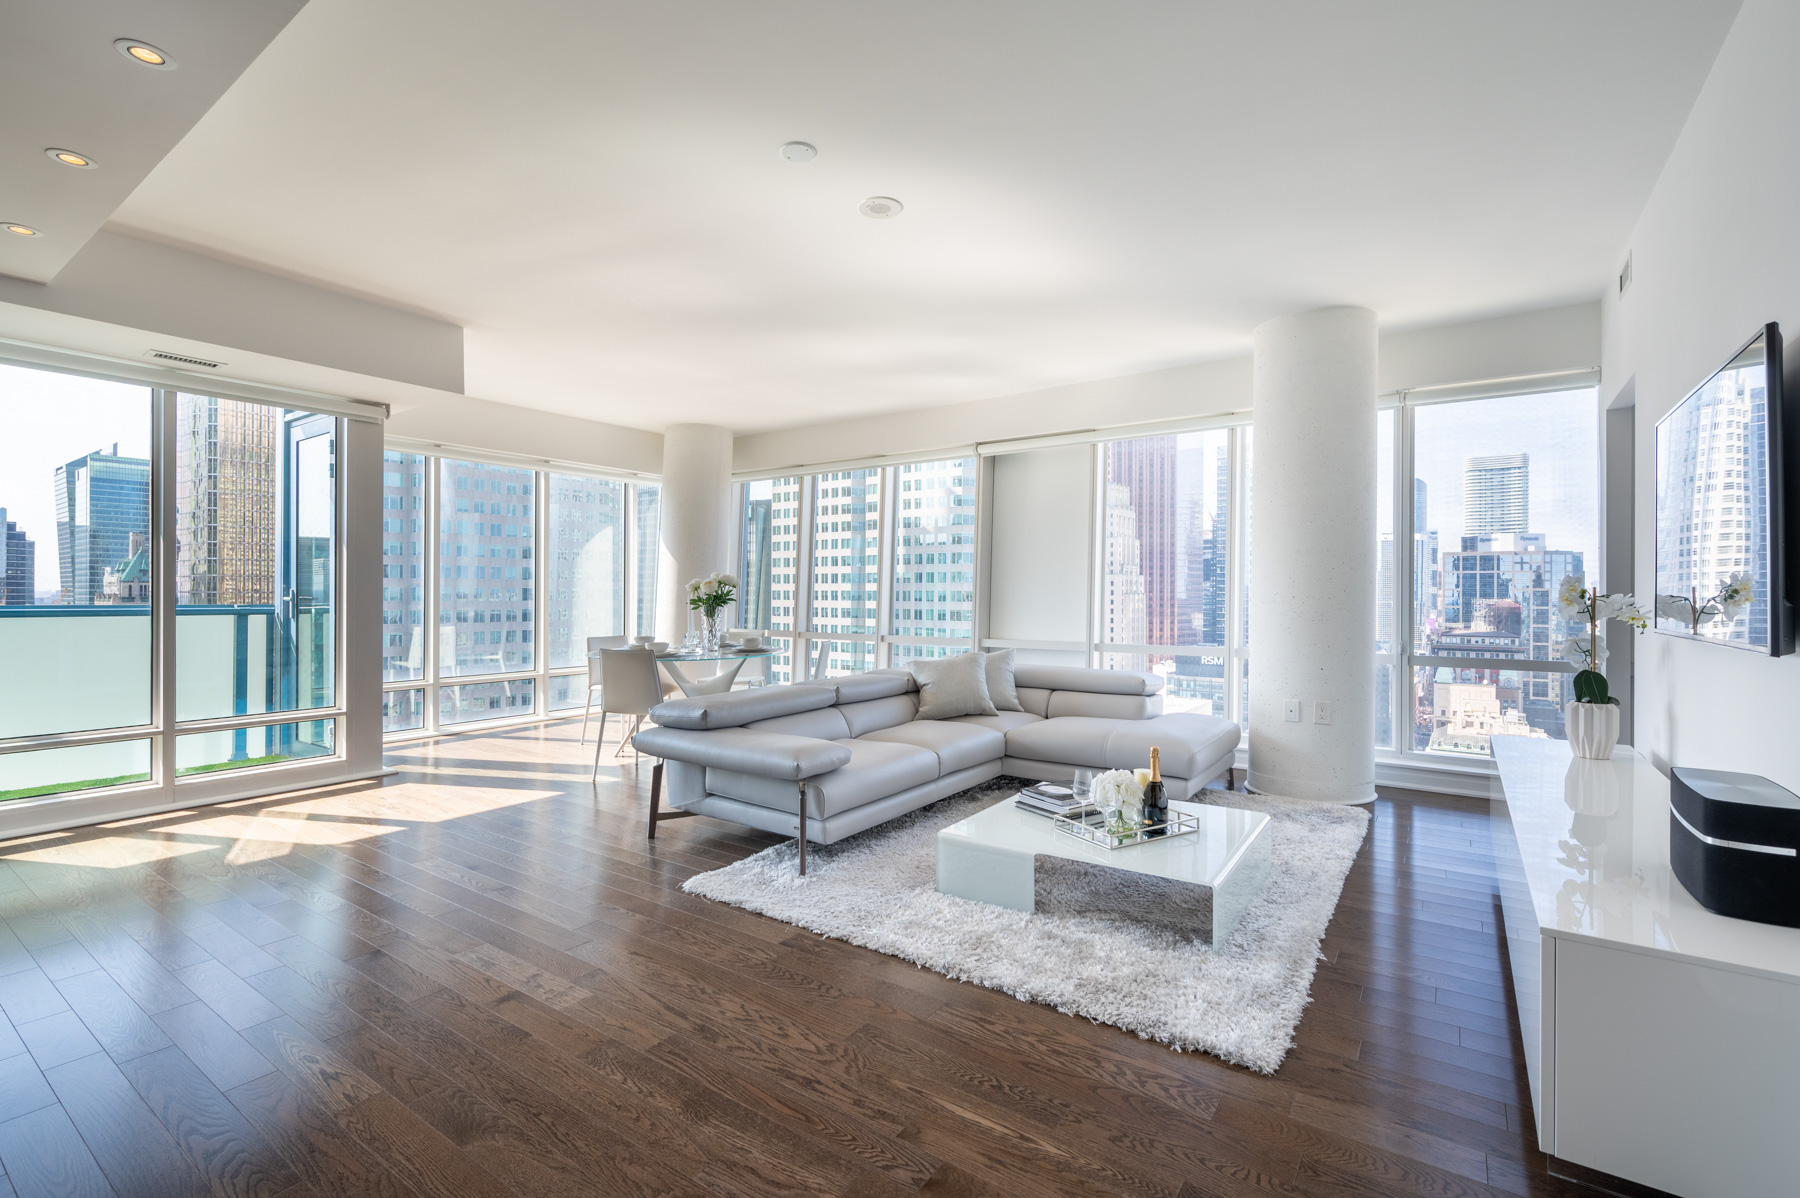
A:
[{"left": 682, "top": 781, "right": 1370, "bottom": 1074}]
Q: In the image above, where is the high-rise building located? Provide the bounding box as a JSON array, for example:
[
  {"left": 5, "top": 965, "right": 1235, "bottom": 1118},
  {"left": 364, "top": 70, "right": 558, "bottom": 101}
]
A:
[
  {"left": 1464, "top": 453, "right": 1529, "bottom": 535},
  {"left": 0, "top": 509, "right": 33, "bottom": 606},
  {"left": 1101, "top": 482, "right": 1148, "bottom": 669},
  {"left": 740, "top": 494, "right": 773, "bottom": 631},
  {"left": 440, "top": 460, "right": 536, "bottom": 676},
  {"left": 1378, "top": 479, "right": 1441, "bottom": 653},
  {"left": 55, "top": 446, "right": 151, "bottom": 605},
  {"left": 892, "top": 461, "right": 968, "bottom": 668},
  {"left": 1652, "top": 366, "right": 1769, "bottom": 644},
  {"left": 177, "top": 397, "right": 279, "bottom": 605},
  {"left": 1438, "top": 531, "right": 1584, "bottom": 732},
  {"left": 1105, "top": 436, "right": 1179, "bottom": 647}
]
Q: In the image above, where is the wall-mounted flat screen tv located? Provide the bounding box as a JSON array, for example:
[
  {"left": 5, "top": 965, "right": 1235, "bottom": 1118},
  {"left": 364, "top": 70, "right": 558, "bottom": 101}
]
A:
[{"left": 1653, "top": 322, "right": 1793, "bottom": 656}]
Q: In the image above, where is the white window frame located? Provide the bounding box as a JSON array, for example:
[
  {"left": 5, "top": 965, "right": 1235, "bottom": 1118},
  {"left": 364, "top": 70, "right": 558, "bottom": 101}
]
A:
[
  {"left": 0, "top": 364, "right": 379, "bottom": 834},
  {"left": 1086, "top": 421, "right": 1253, "bottom": 728},
  {"left": 1378, "top": 375, "right": 1599, "bottom": 776}
]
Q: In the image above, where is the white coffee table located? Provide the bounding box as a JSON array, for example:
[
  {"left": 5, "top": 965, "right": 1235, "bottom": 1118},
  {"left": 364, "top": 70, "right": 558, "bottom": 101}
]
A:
[{"left": 936, "top": 795, "right": 1273, "bottom": 946}]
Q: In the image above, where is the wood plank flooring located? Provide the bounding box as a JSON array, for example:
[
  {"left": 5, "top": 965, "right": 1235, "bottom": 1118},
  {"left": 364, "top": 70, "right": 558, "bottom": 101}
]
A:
[{"left": 0, "top": 720, "right": 1613, "bottom": 1197}]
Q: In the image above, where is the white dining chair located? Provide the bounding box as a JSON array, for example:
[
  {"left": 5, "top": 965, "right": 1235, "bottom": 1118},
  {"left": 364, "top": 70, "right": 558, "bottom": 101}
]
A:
[
  {"left": 593, "top": 647, "right": 663, "bottom": 778},
  {"left": 579, "top": 635, "right": 630, "bottom": 743},
  {"left": 810, "top": 639, "right": 831, "bottom": 680}
]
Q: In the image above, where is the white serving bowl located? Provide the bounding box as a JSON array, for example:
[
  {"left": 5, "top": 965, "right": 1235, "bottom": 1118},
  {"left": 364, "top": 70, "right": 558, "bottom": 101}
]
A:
[{"left": 740, "top": 637, "right": 762, "bottom": 650}]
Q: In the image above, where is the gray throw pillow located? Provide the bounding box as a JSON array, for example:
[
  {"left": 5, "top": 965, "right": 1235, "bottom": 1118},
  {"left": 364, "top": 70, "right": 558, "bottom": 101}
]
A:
[
  {"left": 982, "top": 649, "right": 1023, "bottom": 712},
  {"left": 909, "top": 652, "right": 997, "bottom": 720}
]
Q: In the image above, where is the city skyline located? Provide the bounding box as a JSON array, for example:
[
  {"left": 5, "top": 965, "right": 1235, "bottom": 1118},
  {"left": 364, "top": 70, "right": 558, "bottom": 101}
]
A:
[
  {"left": 0, "top": 365, "right": 152, "bottom": 598},
  {"left": 0, "top": 509, "right": 32, "bottom": 605}
]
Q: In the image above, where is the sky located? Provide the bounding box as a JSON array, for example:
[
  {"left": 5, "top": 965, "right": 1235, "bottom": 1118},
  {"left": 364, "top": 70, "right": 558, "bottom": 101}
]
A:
[
  {"left": 1412, "top": 388, "right": 1601, "bottom": 570},
  {"left": 0, "top": 365, "right": 154, "bottom": 593},
  {"left": 1378, "top": 387, "right": 1601, "bottom": 576}
]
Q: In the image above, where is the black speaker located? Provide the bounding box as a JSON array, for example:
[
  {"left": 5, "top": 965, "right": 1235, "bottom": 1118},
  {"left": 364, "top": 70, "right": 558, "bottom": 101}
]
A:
[{"left": 1669, "top": 767, "right": 1800, "bottom": 927}]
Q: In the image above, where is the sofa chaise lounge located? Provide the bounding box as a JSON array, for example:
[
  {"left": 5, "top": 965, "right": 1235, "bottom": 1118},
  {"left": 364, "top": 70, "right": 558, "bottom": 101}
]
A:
[{"left": 632, "top": 663, "right": 1241, "bottom": 873}]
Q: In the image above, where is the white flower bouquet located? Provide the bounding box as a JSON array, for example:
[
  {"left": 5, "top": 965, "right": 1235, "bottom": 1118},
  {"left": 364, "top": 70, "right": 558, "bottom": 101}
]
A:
[
  {"left": 1089, "top": 768, "right": 1144, "bottom": 835},
  {"left": 686, "top": 572, "right": 739, "bottom": 618}
]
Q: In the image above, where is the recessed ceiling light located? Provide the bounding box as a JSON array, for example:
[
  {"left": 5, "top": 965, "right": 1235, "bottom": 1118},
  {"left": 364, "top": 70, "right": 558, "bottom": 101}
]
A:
[
  {"left": 779, "top": 141, "right": 817, "bottom": 163},
  {"left": 46, "top": 148, "right": 97, "bottom": 169},
  {"left": 115, "top": 38, "right": 176, "bottom": 68},
  {"left": 5, "top": 224, "right": 40, "bottom": 237},
  {"left": 859, "top": 196, "right": 903, "bottom": 219}
]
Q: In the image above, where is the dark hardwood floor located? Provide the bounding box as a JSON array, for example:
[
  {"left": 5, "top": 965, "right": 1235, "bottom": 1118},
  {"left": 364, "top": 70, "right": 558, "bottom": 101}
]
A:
[{"left": 0, "top": 720, "right": 1607, "bottom": 1198}]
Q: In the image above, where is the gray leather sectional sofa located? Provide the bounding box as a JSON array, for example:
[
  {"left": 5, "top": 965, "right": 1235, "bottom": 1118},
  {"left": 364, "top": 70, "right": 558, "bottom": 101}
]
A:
[{"left": 632, "top": 664, "right": 1240, "bottom": 873}]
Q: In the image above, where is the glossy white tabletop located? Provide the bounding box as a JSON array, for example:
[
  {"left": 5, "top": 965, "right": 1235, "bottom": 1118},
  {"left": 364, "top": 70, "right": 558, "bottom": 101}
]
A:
[
  {"left": 938, "top": 795, "right": 1270, "bottom": 887},
  {"left": 1492, "top": 737, "right": 1800, "bottom": 981}
]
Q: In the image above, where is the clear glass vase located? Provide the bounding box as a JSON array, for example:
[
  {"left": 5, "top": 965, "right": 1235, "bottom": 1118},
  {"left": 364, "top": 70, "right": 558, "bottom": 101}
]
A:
[{"left": 702, "top": 610, "right": 723, "bottom": 654}]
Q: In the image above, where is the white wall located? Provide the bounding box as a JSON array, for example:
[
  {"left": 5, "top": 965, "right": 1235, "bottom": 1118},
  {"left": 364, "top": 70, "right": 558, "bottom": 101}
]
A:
[
  {"left": 1601, "top": 0, "right": 1800, "bottom": 791},
  {"left": 986, "top": 446, "right": 1093, "bottom": 664},
  {"left": 385, "top": 393, "right": 663, "bottom": 476},
  {"left": 0, "top": 232, "right": 464, "bottom": 393},
  {"left": 735, "top": 302, "right": 1598, "bottom": 476}
]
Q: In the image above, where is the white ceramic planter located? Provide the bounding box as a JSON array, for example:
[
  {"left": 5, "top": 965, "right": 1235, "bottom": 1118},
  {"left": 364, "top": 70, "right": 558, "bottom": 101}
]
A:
[{"left": 1565, "top": 701, "right": 1620, "bottom": 760}]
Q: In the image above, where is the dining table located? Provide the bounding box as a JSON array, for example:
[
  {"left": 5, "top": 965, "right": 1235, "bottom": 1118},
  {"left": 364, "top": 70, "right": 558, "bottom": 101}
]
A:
[{"left": 651, "top": 646, "right": 774, "bottom": 696}]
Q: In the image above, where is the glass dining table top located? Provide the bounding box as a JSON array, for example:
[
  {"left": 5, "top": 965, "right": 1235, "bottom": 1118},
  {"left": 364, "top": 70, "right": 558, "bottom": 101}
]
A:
[
  {"left": 586, "top": 647, "right": 774, "bottom": 661},
  {"left": 654, "top": 648, "right": 774, "bottom": 661}
]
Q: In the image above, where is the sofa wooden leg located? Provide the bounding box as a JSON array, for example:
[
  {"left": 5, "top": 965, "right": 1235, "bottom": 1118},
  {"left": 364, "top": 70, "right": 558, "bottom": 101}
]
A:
[
  {"left": 797, "top": 781, "right": 808, "bottom": 876},
  {"left": 648, "top": 760, "right": 663, "bottom": 839}
]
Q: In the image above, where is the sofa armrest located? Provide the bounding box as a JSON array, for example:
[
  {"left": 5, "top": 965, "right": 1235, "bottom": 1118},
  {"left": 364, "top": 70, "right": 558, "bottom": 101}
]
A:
[{"left": 632, "top": 726, "right": 851, "bottom": 781}]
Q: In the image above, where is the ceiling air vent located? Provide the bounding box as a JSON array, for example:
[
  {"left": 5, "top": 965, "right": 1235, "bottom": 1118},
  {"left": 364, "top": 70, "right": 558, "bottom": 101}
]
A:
[{"left": 146, "top": 349, "right": 225, "bottom": 369}]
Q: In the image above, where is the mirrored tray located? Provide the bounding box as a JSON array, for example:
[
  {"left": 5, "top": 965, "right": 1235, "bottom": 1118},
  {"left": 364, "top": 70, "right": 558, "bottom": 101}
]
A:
[{"left": 1051, "top": 809, "right": 1200, "bottom": 850}]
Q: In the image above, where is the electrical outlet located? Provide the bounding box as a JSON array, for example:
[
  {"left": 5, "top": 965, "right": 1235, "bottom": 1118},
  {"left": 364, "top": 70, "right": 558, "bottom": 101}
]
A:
[
  {"left": 1313, "top": 700, "right": 1331, "bottom": 724},
  {"left": 1284, "top": 699, "right": 1301, "bottom": 723}
]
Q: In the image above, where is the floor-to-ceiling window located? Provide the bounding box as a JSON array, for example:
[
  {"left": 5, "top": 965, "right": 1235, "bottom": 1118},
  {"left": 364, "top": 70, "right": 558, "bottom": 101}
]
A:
[
  {"left": 1378, "top": 382, "right": 1600, "bottom": 761},
  {"left": 381, "top": 448, "right": 656, "bottom": 739},
  {"left": 891, "top": 458, "right": 978, "bottom": 666},
  {"left": 0, "top": 361, "right": 353, "bottom": 806},
  {"left": 1094, "top": 426, "right": 1251, "bottom": 725},
  {"left": 738, "top": 476, "right": 800, "bottom": 682},
  {"left": 735, "top": 459, "right": 976, "bottom": 678}
]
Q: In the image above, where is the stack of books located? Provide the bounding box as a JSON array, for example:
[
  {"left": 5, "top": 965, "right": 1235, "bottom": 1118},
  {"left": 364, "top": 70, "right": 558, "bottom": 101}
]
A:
[{"left": 1014, "top": 783, "right": 1099, "bottom": 822}]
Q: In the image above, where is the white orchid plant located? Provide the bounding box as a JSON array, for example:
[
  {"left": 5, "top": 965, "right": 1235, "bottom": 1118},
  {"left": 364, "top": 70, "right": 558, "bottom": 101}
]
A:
[
  {"left": 686, "top": 572, "right": 739, "bottom": 618},
  {"left": 1656, "top": 572, "right": 1754, "bottom": 637},
  {"left": 1557, "top": 576, "right": 1647, "bottom": 706}
]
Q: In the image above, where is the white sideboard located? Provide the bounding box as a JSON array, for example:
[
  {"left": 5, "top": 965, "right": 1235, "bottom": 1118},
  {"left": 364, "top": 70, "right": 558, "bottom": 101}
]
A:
[{"left": 1491, "top": 738, "right": 1800, "bottom": 1198}]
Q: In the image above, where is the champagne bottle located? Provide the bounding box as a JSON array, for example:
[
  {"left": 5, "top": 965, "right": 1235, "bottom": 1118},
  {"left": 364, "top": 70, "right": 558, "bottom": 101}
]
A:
[{"left": 1143, "top": 746, "right": 1167, "bottom": 836}]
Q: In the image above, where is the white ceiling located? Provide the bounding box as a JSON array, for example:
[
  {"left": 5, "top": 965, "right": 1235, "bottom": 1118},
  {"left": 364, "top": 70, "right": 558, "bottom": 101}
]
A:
[
  {"left": 0, "top": 0, "right": 302, "bottom": 284},
  {"left": 105, "top": 0, "right": 1741, "bottom": 434}
]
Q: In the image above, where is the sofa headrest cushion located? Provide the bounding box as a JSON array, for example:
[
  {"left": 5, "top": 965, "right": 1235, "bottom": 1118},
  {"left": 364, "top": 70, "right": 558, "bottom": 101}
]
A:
[
  {"left": 650, "top": 684, "right": 836, "bottom": 730},
  {"left": 1010, "top": 665, "right": 1165, "bottom": 696},
  {"left": 797, "top": 669, "right": 915, "bottom": 704}
]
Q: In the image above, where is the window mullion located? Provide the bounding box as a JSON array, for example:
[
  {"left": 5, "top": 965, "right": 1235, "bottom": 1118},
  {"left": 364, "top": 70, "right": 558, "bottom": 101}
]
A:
[
  {"left": 152, "top": 388, "right": 177, "bottom": 790},
  {"left": 1396, "top": 400, "right": 1417, "bottom": 758},
  {"left": 534, "top": 468, "right": 547, "bottom": 714},
  {"left": 423, "top": 454, "right": 440, "bottom": 734},
  {"left": 1224, "top": 427, "right": 1248, "bottom": 727},
  {"left": 877, "top": 468, "right": 895, "bottom": 669}
]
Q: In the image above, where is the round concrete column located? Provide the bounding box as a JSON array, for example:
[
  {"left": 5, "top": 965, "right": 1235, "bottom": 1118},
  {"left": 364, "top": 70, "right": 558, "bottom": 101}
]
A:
[
  {"left": 656, "top": 424, "right": 734, "bottom": 644},
  {"left": 1247, "top": 307, "right": 1377, "bottom": 804}
]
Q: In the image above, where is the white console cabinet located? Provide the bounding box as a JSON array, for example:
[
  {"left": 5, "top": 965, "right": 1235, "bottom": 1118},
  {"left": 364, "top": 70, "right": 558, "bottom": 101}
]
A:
[{"left": 1492, "top": 738, "right": 1800, "bottom": 1198}]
